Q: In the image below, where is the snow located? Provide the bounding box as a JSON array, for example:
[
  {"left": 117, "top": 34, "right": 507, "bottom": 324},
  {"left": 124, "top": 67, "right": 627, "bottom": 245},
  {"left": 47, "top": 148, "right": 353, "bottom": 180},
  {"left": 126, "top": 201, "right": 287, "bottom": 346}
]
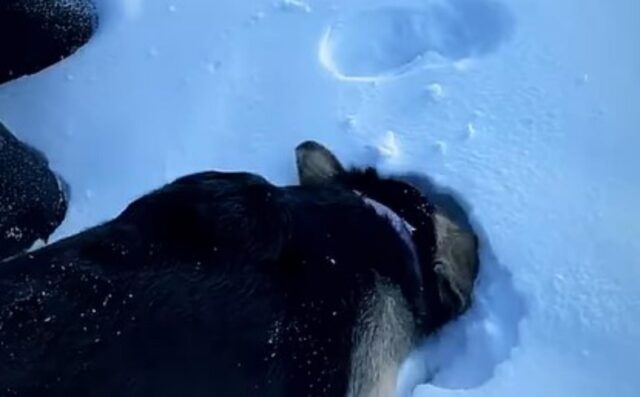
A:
[{"left": 1, "top": 0, "right": 639, "bottom": 396}]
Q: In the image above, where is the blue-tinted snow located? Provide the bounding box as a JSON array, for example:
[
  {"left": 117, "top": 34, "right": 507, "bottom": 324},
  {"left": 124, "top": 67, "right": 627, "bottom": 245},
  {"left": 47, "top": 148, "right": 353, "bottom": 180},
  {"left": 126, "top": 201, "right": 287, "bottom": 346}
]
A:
[{"left": 0, "top": 1, "right": 638, "bottom": 396}]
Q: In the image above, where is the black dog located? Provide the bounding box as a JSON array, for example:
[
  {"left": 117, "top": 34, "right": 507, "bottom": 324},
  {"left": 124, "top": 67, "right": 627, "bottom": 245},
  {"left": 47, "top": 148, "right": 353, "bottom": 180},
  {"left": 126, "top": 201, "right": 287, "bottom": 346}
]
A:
[{"left": 0, "top": 141, "right": 478, "bottom": 397}]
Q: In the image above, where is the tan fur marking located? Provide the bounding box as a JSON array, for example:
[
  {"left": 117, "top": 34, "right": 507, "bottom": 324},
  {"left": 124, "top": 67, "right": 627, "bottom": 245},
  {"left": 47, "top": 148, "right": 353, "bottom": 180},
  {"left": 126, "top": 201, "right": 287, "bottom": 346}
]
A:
[
  {"left": 347, "top": 281, "right": 415, "bottom": 397},
  {"left": 433, "top": 211, "right": 478, "bottom": 311}
]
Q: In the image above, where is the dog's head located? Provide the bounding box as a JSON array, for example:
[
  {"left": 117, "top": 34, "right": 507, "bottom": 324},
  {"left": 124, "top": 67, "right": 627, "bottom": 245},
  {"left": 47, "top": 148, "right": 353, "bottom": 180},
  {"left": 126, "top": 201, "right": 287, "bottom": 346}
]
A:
[{"left": 296, "top": 141, "right": 479, "bottom": 327}]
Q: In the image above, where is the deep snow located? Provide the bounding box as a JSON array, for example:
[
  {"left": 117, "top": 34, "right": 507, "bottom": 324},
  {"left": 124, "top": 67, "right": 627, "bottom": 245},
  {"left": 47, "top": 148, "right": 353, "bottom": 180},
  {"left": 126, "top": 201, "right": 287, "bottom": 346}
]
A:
[{"left": 0, "top": 0, "right": 638, "bottom": 396}]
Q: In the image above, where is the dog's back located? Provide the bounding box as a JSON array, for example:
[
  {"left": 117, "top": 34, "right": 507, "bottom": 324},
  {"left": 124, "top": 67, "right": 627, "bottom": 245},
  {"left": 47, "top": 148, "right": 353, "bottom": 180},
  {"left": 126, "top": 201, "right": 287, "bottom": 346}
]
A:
[{"left": 0, "top": 171, "right": 418, "bottom": 397}]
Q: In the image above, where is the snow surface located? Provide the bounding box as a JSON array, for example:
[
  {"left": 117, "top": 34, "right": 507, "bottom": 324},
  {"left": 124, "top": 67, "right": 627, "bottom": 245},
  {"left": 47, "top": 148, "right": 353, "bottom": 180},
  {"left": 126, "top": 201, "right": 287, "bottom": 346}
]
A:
[{"left": 0, "top": 0, "right": 638, "bottom": 396}]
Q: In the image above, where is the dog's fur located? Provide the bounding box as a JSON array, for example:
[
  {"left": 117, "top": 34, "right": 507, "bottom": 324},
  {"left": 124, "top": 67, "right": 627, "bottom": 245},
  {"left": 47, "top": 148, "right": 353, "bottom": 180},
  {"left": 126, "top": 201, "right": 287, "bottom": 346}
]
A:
[{"left": 0, "top": 141, "right": 478, "bottom": 397}]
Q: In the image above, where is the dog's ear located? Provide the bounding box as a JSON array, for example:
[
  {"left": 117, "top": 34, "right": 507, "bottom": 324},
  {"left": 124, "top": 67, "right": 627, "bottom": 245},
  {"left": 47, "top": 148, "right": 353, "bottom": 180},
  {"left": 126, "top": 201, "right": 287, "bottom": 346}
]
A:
[
  {"left": 295, "top": 141, "right": 345, "bottom": 186},
  {"left": 432, "top": 210, "right": 479, "bottom": 314}
]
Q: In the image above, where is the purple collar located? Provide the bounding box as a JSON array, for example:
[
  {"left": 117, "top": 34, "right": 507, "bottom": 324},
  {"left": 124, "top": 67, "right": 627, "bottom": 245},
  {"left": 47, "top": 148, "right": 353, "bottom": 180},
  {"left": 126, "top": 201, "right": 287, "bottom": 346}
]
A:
[{"left": 355, "top": 191, "right": 422, "bottom": 281}]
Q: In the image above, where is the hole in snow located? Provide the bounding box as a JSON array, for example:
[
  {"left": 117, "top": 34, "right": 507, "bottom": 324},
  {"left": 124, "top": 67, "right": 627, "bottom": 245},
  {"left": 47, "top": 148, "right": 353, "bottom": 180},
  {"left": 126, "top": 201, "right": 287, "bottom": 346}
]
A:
[
  {"left": 395, "top": 173, "right": 527, "bottom": 394},
  {"left": 319, "top": 0, "right": 514, "bottom": 81}
]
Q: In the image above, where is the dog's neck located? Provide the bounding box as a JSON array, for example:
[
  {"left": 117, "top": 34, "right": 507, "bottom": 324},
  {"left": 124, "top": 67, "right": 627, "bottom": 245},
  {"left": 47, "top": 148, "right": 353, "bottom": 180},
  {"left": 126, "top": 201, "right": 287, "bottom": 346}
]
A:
[
  {"left": 349, "top": 192, "right": 441, "bottom": 397},
  {"left": 356, "top": 191, "right": 422, "bottom": 281},
  {"left": 347, "top": 280, "right": 415, "bottom": 397}
]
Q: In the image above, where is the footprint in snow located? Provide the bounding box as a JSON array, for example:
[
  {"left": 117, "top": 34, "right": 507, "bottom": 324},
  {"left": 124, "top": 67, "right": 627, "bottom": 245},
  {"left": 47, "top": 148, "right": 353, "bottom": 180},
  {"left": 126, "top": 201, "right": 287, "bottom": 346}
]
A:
[{"left": 319, "top": 0, "right": 514, "bottom": 81}]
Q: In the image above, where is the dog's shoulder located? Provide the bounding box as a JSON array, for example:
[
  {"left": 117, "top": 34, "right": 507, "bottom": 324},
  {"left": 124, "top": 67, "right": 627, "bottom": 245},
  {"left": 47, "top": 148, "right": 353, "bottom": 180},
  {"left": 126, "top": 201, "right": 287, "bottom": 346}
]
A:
[{"left": 110, "top": 171, "right": 292, "bottom": 263}]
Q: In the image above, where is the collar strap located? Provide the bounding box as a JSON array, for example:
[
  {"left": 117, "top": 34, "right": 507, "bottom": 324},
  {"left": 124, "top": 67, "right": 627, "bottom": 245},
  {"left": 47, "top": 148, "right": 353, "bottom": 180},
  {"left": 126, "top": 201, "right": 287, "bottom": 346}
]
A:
[{"left": 354, "top": 191, "right": 422, "bottom": 280}]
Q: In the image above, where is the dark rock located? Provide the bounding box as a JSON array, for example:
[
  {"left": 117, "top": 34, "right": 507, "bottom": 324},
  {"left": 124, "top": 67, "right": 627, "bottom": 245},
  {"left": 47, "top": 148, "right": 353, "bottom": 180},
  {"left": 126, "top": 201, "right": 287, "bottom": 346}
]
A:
[
  {"left": 0, "top": 0, "right": 98, "bottom": 84},
  {"left": 0, "top": 122, "right": 68, "bottom": 260}
]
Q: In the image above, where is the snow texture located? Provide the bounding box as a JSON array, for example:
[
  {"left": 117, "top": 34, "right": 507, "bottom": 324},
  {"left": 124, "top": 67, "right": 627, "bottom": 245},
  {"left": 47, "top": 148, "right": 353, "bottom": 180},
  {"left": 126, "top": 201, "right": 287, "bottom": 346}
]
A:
[{"left": 0, "top": 0, "right": 638, "bottom": 396}]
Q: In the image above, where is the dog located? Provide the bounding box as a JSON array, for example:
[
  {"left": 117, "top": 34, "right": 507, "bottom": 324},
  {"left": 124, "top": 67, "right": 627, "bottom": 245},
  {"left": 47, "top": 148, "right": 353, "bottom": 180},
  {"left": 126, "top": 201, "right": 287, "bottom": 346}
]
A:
[{"left": 0, "top": 141, "right": 478, "bottom": 397}]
